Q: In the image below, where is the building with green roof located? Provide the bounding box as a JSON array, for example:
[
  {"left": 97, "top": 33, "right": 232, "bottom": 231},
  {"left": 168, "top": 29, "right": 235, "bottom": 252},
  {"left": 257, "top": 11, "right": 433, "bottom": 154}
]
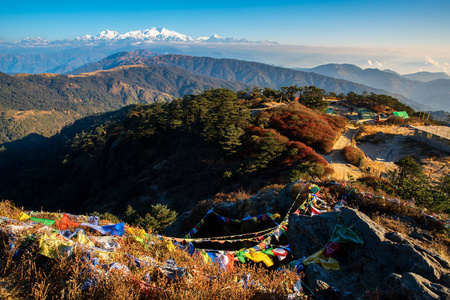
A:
[{"left": 393, "top": 111, "right": 409, "bottom": 119}]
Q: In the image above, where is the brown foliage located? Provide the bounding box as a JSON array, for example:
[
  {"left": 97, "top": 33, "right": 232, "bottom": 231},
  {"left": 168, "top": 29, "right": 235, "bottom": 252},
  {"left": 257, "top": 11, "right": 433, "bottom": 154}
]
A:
[{"left": 281, "top": 141, "right": 333, "bottom": 176}]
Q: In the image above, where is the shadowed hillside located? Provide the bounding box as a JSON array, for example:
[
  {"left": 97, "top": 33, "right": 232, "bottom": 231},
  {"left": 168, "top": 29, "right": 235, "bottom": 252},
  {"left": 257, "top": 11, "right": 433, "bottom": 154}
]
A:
[{"left": 0, "top": 88, "right": 347, "bottom": 216}]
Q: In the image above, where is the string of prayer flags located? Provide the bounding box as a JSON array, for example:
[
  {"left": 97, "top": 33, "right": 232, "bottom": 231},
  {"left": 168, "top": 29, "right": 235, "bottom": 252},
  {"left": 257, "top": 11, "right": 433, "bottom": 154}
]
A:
[
  {"left": 186, "top": 208, "right": 281, "bottom": 238},
  {"left": 215, "top": 212, "right": 279, "bottom": 225},
  {"left": 186, "top": 208, "right": 214, "bottom": 238}
]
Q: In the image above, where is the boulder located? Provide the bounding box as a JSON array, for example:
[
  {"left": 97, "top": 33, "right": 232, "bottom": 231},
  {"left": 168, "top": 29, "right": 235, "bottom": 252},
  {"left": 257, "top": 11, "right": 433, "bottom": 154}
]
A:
[
  {"left": 401, "top": 272, "right": 450, "bottom": 300},
  {"left": 288, "top": 207, "right": 450, "bottom": 298}
]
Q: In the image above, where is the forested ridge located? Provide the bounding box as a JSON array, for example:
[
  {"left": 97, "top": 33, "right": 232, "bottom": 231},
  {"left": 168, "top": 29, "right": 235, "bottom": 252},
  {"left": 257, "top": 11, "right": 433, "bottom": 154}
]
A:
[
  {"left": 0, "top": 88, "right": 347, "bottom": 217},
  {"left": 0, "top": 66, "right": 249, "bottom": 143}
]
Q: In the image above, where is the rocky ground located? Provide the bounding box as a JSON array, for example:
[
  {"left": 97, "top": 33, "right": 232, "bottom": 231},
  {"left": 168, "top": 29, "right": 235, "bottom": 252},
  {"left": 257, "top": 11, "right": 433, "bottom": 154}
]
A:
[{"left": 355, "top": 125, "right": 450, "bottom": 183}]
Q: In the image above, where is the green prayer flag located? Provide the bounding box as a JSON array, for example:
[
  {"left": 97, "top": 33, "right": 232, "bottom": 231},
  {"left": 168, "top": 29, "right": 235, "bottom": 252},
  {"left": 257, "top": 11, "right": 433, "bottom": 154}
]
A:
[
  {"left": 236, "top": 251, "right": 247, "bottom": 263},
  {"left": 31, "top": 217, "right": 56, "bottom": 226},
  {"left": 329, "top": 224, "right": 364, "bottom": 244},
  {"left": 262, "top": 248, "right": 274, "bottom": 256}
]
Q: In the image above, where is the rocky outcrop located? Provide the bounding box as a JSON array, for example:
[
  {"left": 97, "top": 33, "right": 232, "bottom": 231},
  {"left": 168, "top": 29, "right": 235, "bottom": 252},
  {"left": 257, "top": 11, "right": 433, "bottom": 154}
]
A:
[
  {"left": 288, "top": 207, "right": 450, "bottom": 299},
  {"left": 165, "top": 181, "right": 450, "bottom": 299}
]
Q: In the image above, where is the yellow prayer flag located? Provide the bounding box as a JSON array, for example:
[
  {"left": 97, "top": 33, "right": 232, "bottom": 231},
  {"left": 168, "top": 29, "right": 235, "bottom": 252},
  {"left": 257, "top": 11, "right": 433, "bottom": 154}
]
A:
[
  {"left": 245, "top": 251, "right": 274, "bottom": 267},
  {"left": 200, "top": 251, "right": 211, "bottom": 264},
  {"left": 38, "top": 233, "right": 73, "bottom": 258},
  {"left": 165, "top": 241, "right": 175, "bottom": 252},
  {"left": 75, "top": 232, "right": 95, "bottom": 247},
  {"left": 303, "top": 248, "right": 340, "bottom": 271},
  {"left": 19, "top": 212, "right": 31, "bottom": 220}
]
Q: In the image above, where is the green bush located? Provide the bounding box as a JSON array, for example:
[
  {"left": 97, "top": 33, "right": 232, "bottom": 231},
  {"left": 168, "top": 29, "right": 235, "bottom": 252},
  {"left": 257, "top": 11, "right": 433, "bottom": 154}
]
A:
[
  {"left": 126, "top": 204, "right": 178, "bottom": 233},
  {"left": 288, "top": 162, "right": 325, "bottom": 181}
]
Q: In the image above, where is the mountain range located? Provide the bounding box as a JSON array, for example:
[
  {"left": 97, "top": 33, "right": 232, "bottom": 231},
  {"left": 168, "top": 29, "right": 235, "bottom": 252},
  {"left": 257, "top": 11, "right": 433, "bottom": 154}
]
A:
[
  {"left": 2, "top": 27, "right": 276, "bottom": 49},
  {"left": 299, "top": 64, "right": 450, "bottom": 112},
  {"left": 402, "top": 71, "right": 450, "bottom": 82},
  {"left": 0, "top": 27, "right": 277, "bottom": 75},
  {"left": 69, "top": 51, "right": 443, "bottom": 111},
  {"left": 0, "top": 28, "right": 448, "bottom": 113}
]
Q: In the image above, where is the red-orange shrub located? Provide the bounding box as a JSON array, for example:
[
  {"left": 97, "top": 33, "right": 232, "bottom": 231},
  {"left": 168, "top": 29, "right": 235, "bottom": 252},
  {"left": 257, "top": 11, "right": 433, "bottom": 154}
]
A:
[
  {"left": 342, "top": 146, "right": 365, "bottom": 166},
  {"left": 263, "top": 103, "right": 347, "bottom": 154}
]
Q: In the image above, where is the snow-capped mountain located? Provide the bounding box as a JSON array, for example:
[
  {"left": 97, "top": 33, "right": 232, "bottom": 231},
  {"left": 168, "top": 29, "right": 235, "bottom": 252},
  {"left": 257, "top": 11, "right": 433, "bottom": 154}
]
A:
[
  {"left": 75, "top": 28, "right": 195, "bottom": 43},
  {"left": 3, "top": 27, "right": 277, "bottom": 48}
]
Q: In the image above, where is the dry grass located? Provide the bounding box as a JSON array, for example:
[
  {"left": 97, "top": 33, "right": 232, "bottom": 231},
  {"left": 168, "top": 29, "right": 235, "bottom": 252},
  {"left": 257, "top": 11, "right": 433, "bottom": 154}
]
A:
[
  {"left": 429, "top": 234, "right": 450, "bottom": 259},
  {"left": 370, "top": 213, "right": 409, "bottom": 235},
  {"left": 211, "top": 189, "right": 254, "bottom": 203}
]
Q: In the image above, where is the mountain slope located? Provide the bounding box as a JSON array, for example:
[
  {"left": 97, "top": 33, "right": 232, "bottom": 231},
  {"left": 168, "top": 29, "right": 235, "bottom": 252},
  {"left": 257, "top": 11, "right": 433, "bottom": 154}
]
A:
[
  {"left": 403, "top": 71, "right": 450, "bottom": 82},
  {"left": 67, "top": 49, "right": 159, "bottom": 74},
  {"left": 71, "top": 52, "right": 413, "bottom": 103},
  {"left": 301, "top": 63, "right": 450, "bottom": 111}
]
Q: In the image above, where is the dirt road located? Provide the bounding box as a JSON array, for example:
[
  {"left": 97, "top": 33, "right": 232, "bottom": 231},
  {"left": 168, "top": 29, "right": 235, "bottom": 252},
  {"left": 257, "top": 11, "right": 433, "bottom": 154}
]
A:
[{"left": 323, "top": 126, "right": 365, "bottom": 181}]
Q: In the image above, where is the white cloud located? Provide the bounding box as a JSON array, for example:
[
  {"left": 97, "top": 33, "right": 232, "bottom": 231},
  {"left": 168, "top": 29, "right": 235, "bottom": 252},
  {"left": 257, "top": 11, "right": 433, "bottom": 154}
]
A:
[
  {"left": 425, "top": 56, "right": 450, "bottom": 75},
  {"left": 367, "top": 60, "right": 382, "bottom": 68}
]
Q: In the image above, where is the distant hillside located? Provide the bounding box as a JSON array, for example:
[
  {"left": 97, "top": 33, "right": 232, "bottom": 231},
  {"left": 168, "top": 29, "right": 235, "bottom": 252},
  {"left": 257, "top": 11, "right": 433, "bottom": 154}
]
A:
[
  {"left": 0, "top": 65, "right": 249, "bottom": 143},
  {"left": 67, "top": 49, "right": 159, "bottom": 74},
  {"left": 0, "top": 48, "right": 109, "bottom": 74},
  {"left": 300, "top": 63, "right": 449, "bottom": 111},
  {"left": 70, "top": 52, "right": 414, "bottom": 103},
  {"left": 403, "top": 71, "right": 450, "bottom": 82}
]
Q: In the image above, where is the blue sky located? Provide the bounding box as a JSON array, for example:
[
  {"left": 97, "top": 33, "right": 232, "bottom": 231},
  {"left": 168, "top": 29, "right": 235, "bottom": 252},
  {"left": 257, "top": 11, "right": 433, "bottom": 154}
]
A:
[{"left": 1, "top": 0, "right": 449, "bottom": 49}]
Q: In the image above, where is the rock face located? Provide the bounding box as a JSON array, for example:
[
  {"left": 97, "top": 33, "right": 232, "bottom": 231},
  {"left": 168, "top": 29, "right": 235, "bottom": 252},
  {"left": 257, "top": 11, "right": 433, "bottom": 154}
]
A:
[{"left": 288, "top": 207, "right": 450, "bottom": 299}]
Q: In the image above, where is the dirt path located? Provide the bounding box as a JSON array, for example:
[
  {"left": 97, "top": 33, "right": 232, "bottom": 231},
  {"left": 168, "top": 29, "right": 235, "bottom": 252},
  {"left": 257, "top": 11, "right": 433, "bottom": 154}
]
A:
[{"left": 323, "top": 126, "right": 365, "bottom": 181}]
